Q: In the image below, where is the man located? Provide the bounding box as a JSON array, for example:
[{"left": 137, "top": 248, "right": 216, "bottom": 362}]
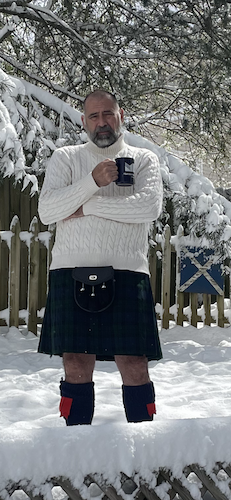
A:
[{"left": 38, "top": 89, "right": 163, "bottom": 425}]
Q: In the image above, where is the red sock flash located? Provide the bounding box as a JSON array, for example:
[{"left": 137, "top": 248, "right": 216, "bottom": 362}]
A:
[
  {"left": 147, "top": 402, "right": 156, "bottom": 416},
  {"left": 59, "top": 396, "right": 73, "bottom": 419}
]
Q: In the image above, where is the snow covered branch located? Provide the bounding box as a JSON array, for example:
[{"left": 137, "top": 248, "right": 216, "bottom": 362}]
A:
[
  {"left": 0, "top": 51, "right": 84, "bottom": 102},
  {"left": 0, "top": 68, "right": 84, "bottom": 194},
  {"left": 0, "top": 0, "right": 32, "bottom": 5},
  {"left": 0, "top": 19, "right": 15, "bottom": 41},
  {"left": 21, "top": 79, "right": 83, "bottom": 125},
  {"left": 0, "top": 1, "right": 97, "bottom": 53}
]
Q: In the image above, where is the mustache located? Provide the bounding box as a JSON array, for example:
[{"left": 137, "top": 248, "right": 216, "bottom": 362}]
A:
[{"left": 95, "top": 125, "right": 113, "bottom": 134}]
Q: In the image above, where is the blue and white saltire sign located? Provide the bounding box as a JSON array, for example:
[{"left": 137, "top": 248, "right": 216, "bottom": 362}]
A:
[{"left": 179, "top": 246, "right": 223, "bottom": 295}]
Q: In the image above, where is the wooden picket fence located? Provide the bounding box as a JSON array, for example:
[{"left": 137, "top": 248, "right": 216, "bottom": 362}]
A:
[
  {"left": 3, "top": 463, "right": 231, "bottom": 500},
  {"left": 0, "top": 216, "right": 54, "bottom": 334},
  {"left": 0, "top": 218, "right": 230, "bottom": 334}
]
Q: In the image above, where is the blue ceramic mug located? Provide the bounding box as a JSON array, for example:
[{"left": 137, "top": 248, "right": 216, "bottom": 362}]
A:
[{"left": 115, "top": 157, "right": 134, "bottom": 186}]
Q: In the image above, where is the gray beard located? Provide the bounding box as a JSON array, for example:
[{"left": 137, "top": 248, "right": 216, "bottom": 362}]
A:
[{"left": 87, "top": 125, "right": 122, "bottom": 148}]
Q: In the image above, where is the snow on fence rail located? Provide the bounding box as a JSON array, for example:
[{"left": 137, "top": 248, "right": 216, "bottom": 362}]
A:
[
  {"left": 3, "top": 464, "right": 231, "bottom": 500},
  {"left": 0, "top": 218, "right": 230, "bottom": 334},
  {"left": 1, "top": 417, "right": 231, "bottom": 500}
]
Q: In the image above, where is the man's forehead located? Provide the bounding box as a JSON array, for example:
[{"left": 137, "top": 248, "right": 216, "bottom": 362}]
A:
[{"left": 84, "top": 95, "right": 118, "bottom": 113}]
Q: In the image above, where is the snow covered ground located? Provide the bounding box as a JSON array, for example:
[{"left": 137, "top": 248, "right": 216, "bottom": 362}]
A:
[{"left": 1, "top": 321, "right": 231, "bottom": 495}]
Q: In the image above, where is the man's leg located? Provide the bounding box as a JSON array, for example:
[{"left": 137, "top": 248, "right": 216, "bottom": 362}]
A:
[
  {"left": 115, "top": 355, "right": 156, "bottom": 422},
  {"left": 60, "top": 353, "right": 96, "bottom": 425}
]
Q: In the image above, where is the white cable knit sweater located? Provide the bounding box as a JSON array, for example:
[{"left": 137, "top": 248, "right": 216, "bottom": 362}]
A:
[{"left": 38, "top": 135, "right": 163, "bottom": 275}]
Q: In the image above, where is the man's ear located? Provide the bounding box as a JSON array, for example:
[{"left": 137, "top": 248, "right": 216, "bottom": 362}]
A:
[
  {"left": 81, "top": 114, "right": 86, "bottom": 129},
  {"left": 120, "top": 108, "right": 124, "bottom": 123}
]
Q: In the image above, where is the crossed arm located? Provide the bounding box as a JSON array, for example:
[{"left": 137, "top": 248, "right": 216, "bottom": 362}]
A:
[
  {"left": 38, "top": 152, "right": 118, "bottom": 225},
  {"left": 38, "top": 148, "right": 163, "bottom": 226},
  {"left": 65, "top": 159, "right": 118, "bottom": 220}
]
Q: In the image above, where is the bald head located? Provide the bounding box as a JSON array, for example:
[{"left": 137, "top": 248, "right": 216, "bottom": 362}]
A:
[
  {"left": 82, "top": 90, "right": 124, "bottom": 148},
  {"left": 83, "top": 90, "right": 119, "bottom": 112}
]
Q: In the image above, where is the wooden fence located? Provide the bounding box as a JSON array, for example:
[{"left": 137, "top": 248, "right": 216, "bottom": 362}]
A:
[
  {"left": 2, "top": 463, "right": 231, "bottom": 500},
  {"left": 0, "top": 218, "right": 230, "bottom": 335},
  {"left": 0, "top": 216, "right": 54, "bottom": 333},
  {"left": 0, "top": 175, "right": 45, "bottom": 232}
]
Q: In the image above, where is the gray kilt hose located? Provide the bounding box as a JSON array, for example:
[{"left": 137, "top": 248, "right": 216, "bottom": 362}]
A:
[{"left": 38, "top": 269, "right": 162, "bottom": 361}]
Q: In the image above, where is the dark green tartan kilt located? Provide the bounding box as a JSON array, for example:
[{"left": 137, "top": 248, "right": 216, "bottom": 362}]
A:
[{"left": 38, "top": 268, "right": 162, "bottom": 361}]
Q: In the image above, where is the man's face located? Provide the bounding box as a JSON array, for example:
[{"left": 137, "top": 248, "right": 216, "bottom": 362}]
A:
[{"left": 82, "top": 95, "right": 124, "bottom": 147}]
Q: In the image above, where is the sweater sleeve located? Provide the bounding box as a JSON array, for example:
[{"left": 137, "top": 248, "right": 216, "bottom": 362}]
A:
[
  {"left": 38, "top": 148, "right": 99, "bottom": 225},
  {"left": 82, "top": 150, "right": 163, "bottom": 223}
]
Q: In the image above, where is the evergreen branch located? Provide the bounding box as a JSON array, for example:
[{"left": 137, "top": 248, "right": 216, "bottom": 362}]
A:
[
  {"left": 0, "top": 0, "right": 32, "bottom": 5},
  {"left": 0, "top": 51, "right": 84, "bottom": 102},
  {"left": 0, "top": 1, "right": 115, "bottom": 92},
  {"left": 0, "top": 2, "right": 97, "bottom": 54},
  {"left": 0, "top": 20, "right": 15, "bottom": 41},
  {"left": 34, "top": 8, "right": 69, "bottom": 79}
]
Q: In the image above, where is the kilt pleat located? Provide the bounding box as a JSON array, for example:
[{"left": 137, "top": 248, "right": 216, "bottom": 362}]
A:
[{"left": 38, "top": 268, "right": 162, "bottom": 361}]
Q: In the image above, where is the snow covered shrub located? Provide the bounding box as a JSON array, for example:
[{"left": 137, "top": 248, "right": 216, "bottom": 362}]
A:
[
  {"left": 159, "top": 158, "right": 231, "bottom": 262},
  {"left": 0, "top": 68, "right": 83, "bottom": 193},
  {"left": 0, "top": 70, "right": 26, "bottom": 182}
]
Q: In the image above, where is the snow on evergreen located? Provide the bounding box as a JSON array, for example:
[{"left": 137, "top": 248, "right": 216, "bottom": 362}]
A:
[{"left": 0, "top": 68, "right": 83, "bottom": 194}]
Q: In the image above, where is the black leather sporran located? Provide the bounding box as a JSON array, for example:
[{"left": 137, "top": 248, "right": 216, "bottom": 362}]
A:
[{"left": 72, "top": 266, "right": 115, "bottom": 313}]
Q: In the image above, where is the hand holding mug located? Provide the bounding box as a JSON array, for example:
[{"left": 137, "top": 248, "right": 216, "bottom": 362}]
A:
[{"left": 92, "top": 159, "right": 118, "bottom": 187}]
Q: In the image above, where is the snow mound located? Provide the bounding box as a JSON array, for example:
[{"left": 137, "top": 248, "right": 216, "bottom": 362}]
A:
[{"left": 1, "top": 418, "right": 231, "bottom": 490}]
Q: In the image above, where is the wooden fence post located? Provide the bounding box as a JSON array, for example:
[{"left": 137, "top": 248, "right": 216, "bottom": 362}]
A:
[
  {"left": 0, "top": 219, "right": 2, "bottom": 276},
  {"left": 203, "top": 294, "right": 212, "bottom": 326},
  {"left": 149, "top": 227, "right": 157, "bottom": 301},
  {"left": 161, "top": 225, "right": 171, "bottom": 330},
  {"left": 9, "top": 216, "right": 21, "bottom": 328},
  {"left": 28, "top": 217, "right": 39, "bottom": 335},
  {"left": 190, "top": 293, "right": 198, "bottom": 327},
  {"left": 176, "top": 225, "right": 184, "bottom": 326},
  {"left": 217, "top": 294, "right": 225, "bottom": 328},
  {"left": 47, "top": 227, "right": 55, "bottom": 290},
  {"left": 0, "top": 218, "right": 1, "bottom": 314}
]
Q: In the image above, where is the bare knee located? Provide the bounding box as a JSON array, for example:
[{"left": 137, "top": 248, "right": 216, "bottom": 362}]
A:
[
  {"left": 63, "top": 353, "right": 96, "bottom": 384},
  {"left": 115, "top": 355, "right": 150, "bottom": 386}
]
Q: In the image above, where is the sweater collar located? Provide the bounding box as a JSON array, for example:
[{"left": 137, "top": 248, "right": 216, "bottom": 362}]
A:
[{"left": 85, "top": 134, "right": 126, "bottom": 157}]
